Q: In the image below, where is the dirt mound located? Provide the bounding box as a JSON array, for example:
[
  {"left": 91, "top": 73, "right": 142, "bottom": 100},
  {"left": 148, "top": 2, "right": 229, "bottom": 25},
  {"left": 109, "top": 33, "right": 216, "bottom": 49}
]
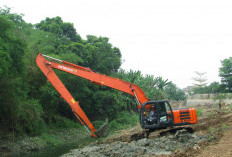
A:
[
  {"left": 61, "top": 130, "right": 209, "bottom": 157},
  {"left": 61, "top": 111, "right": 232, "bottom": 157}
]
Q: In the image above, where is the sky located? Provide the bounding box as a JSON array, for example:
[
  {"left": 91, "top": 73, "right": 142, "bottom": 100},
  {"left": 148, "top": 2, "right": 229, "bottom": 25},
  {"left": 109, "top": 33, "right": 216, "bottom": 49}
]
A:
[{"left": 1, "top": 0, "right": 232, "bottom": 88}]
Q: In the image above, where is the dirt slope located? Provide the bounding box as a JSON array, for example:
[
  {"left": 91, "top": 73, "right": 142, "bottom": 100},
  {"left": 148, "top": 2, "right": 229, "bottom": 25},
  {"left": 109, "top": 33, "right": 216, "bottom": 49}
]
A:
[
  {"left": 61, "top": 110, "right": 232, "bottom": 157},
  {"left": 196, "top": 129, "right": 232, "bottom": 157}
]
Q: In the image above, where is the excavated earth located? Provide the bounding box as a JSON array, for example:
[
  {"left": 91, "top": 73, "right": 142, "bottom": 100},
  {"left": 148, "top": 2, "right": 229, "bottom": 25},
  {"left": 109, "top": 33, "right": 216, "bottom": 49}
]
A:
[{"left": 61, "top": 111, "right": 232, "bottom": 157}]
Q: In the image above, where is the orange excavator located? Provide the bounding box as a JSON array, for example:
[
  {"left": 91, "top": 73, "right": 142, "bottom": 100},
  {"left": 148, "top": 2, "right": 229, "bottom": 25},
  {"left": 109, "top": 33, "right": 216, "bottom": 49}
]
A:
[{"left": 36, "top": 53, "right": 197, "bottom": 137}]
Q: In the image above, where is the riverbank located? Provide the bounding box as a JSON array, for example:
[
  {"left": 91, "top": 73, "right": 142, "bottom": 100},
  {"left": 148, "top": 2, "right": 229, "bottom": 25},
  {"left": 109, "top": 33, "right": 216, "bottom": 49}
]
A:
[
  {"left": 0, "top": 112, "right": 139, "bottom": 156},
  {"left": 0, "top": 127, "right": 94, "bottom": 156},
  {"left": 60, "top": 103, "right": 232, "bottom": 157}
]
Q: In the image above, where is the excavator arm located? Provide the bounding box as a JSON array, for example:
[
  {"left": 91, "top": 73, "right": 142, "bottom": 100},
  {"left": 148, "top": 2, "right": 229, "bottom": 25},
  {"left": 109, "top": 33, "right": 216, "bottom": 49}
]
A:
[
  {"left": 37, "top": 53, "right": 197, "bottom": 137},
  {"left": 36, "top": 53, "right": 149, "bottom": 137}
]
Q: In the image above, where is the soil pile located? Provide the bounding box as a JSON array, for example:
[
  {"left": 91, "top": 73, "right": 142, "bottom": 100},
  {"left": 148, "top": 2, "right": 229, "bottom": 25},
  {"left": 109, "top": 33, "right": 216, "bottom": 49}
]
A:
[
  {"left": 61, "top": 109, "right": 232, "bottom": 157},
  {"left": 61, "top": 130, "right": 209, "bottom": 157}
]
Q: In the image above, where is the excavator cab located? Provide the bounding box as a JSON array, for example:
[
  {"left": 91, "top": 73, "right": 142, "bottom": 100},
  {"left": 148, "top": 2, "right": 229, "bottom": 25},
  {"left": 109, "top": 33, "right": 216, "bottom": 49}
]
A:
[
  {"left": 140, "top": 101, "right": 174, "bottom": 131},
  {"left": 139, "top": 100, "right": 197, "bottom": 132}
]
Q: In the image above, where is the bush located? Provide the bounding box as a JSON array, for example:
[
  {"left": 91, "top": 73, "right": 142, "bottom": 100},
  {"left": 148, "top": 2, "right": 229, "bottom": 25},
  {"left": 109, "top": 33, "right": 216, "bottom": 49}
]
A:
[
  {"left": 51, "top": 115, "right": 81, "bottom": 129},
  {"left": 196, "top": 108, "right": 203, "bottom": 117},
  {"left": 109, "top": 112, "right": 139, "bottom": 132},
  {"left": 17, "top": 99, "right": 46, "bottom": 136}
]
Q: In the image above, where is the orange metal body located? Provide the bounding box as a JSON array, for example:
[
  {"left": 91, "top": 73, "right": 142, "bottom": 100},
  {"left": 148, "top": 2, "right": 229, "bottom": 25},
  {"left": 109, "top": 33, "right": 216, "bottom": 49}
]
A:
[
  {"left": 166, "top": 108, "right": 197, "bottom": 125},
  {"left": 172, "top": 108, "right": 197, "bottom": 124}
]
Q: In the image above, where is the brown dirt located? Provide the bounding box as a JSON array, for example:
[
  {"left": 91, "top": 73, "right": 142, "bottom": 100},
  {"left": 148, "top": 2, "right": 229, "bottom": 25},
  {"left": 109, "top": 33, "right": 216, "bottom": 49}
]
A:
[
  {"left": 61, "top": 107, "right": 232, "bottom": 157},
  {"left": 196, "top": 128, "right": 232, "bottom": 157},
  {"left": 104, "top": 112, "right": 232, "bottom": 143},
  {"left": 194, "top": 112, "right": 232, "bottom": 157},
  {"left": 102, "top": 111, "right": 232, "bottom": 157},
  {"left": 171, "top": 112, "right": 232, "bottom": 157}
]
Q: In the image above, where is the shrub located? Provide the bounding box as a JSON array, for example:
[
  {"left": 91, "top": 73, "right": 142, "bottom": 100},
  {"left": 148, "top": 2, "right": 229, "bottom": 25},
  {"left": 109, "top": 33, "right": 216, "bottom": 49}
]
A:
[{"left": 196, "top": 108, "right": 203, "bottom": 117}]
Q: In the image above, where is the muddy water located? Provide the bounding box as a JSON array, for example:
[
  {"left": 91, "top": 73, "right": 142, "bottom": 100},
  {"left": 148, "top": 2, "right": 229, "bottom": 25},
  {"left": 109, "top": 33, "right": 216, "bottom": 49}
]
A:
[
  {"left": 0, "top": 142, "right": 77, "bottom": 157},
  {"left": 2, "top": 143, "right": 78, "bottom": 157},
  {"left": 0, "top": 138, "right": 94, "bottom": 157}
]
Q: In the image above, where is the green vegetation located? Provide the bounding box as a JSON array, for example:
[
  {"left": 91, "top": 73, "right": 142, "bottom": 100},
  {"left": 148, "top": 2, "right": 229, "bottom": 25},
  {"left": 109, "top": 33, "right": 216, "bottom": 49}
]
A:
[
  {"left": 109, "top": 112, "right": 139, "bottom": 132},
  {"left": 219, "top": 57, "right": 232, "bottom": 92},
  {"left": 2, "top": 6, "right": 227, "bottom": 141},
  {"left": 0, "top": 7, "right": 181, "bottom": 138},
  {"left": 196, "top": 108, "right": 203, "bottom": 117},
  {"left": 192, "top": 57, "right": 232, "bottom": 94},
  {"left": 221, "top": 123, "right": 228, "bottom": 130},
  {"left": 193, "top": 81, "right": 227, "bottom": 94}
]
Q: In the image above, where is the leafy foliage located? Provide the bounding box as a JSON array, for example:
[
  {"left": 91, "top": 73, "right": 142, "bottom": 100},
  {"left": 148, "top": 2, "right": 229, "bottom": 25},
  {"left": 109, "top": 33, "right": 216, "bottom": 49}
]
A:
[
  {"left": 115, "top": 70, "right": 172, "bottom": 100},
  {"left": 219, "top": 57, "right": 232, "bottom": 92},
  {"left": 193, "top": 81, "right": 226, "bottom": 94},
  {"left": 0, "top": 7, "right": 186, "bottom": 137},
  {"left": 191, "top": 70, "right": 227, "bottom": 94},
  {"left": 191, "top": 60, "right": 232, "bottom": 94},
  {"left": 109, "top": 112, "right": 138, "bottom": 132},
  {"left": 35, "top": 16, "right": 81, "bottom": 42},
  {"left": 164, "top": 83, "right": 186, "bottom": 100},
  {"left": 192, "top": 71, "right": 208, "bottom": 92},
  {"left": 0, "top": 9, "right": 44, "bottom": 136}
]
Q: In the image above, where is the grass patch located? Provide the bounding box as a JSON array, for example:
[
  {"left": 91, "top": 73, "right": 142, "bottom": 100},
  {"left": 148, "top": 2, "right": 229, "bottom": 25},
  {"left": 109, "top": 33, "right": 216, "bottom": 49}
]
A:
[
  {"left": 196, "top": 108, "right": 203, "bottom": 117},
  {"left": 109, "top": 112, "right": 139, "bottom": 132},
  {"left": 221, "top": 123, "right": 228, "bottom": 130},
  {"left": 13, "top": 112, "right": 140, "bottom": 152},
  {"left": 40, "top": 132, "right": 63, "bottom": 146},
  {"left": 50, "top": 115, "right": 82, "bottom": 129},
  {"left": 92, "top": 111, "right": 139, "bottom": 134}
]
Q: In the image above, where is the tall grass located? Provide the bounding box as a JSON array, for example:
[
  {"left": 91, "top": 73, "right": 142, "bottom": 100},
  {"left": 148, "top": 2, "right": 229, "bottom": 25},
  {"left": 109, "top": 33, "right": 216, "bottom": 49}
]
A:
[
  {"left": 196, "top": 108, "right": 203, "bottom": 117},
  {"left": 108, "top": 112, "right": 139, "bottom": 132}
]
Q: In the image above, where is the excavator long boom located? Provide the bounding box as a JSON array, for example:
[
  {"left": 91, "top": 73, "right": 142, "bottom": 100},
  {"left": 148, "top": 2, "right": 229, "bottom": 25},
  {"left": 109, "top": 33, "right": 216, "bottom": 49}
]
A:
[{"left": 36, "top": 53, "right": 149, "bottom": 137}]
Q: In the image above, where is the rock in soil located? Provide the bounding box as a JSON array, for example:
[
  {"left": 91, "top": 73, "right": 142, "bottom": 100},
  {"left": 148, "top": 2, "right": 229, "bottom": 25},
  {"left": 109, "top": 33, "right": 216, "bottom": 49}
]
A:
[{"left": 61, "top": 130, "right": 209, "bottom": 157}]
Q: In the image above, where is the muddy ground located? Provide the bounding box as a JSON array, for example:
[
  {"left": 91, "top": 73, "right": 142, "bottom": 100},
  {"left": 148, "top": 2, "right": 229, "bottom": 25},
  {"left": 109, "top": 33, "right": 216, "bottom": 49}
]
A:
[{"left": 61, "top": 106, "right": 232, "bottom": 157}]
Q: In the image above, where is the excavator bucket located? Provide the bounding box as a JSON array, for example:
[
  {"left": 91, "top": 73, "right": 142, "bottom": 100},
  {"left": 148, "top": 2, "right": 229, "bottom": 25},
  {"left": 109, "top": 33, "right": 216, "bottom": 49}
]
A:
[{"left": 95, "top": 118, "right": 109, "bottom": 137}]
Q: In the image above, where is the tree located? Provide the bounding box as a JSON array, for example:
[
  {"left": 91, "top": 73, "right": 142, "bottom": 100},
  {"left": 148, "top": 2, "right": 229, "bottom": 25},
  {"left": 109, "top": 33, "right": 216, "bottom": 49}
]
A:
[
  {"left": 1, "top": 7, "right": 194, "bottom": 137},
  {"left": 192, "top": 71, "right": 208, "bottom": 88},
  {"left": 0, "top": 9, "right": 45, "bottom": 136},
  {"left": 219, "top": 57, "right": 232, "bottom": 92},
  {"left": 35, "top": 16, "right": 81, "bottom": 42},
  {"left": 206, "top": 82, "right": 226, "bottom": 93},
  {"left": 114, "top": 70, "right": 171, "bottom": 100},
  {"left": 85, "top": 35, "right": 122, "bottom": 75},
  {"left": 192, "top": 71, "right": 208, "bottom": 94},
  {"left": 165, "top": 83, "right": 186, "bottom": 100}
]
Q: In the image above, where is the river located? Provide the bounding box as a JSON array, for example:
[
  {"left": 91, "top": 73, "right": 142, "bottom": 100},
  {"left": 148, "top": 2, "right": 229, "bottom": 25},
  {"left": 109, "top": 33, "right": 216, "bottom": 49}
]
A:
[{"left": 0, "top": 138, "right": 95, "bottom": 157}]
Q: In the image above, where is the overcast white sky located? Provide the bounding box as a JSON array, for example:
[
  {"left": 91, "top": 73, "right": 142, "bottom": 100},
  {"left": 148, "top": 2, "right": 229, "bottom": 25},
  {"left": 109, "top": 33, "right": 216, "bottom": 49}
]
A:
[{"left": 1, "top": 0, "right": 232, "bottom": 88}]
